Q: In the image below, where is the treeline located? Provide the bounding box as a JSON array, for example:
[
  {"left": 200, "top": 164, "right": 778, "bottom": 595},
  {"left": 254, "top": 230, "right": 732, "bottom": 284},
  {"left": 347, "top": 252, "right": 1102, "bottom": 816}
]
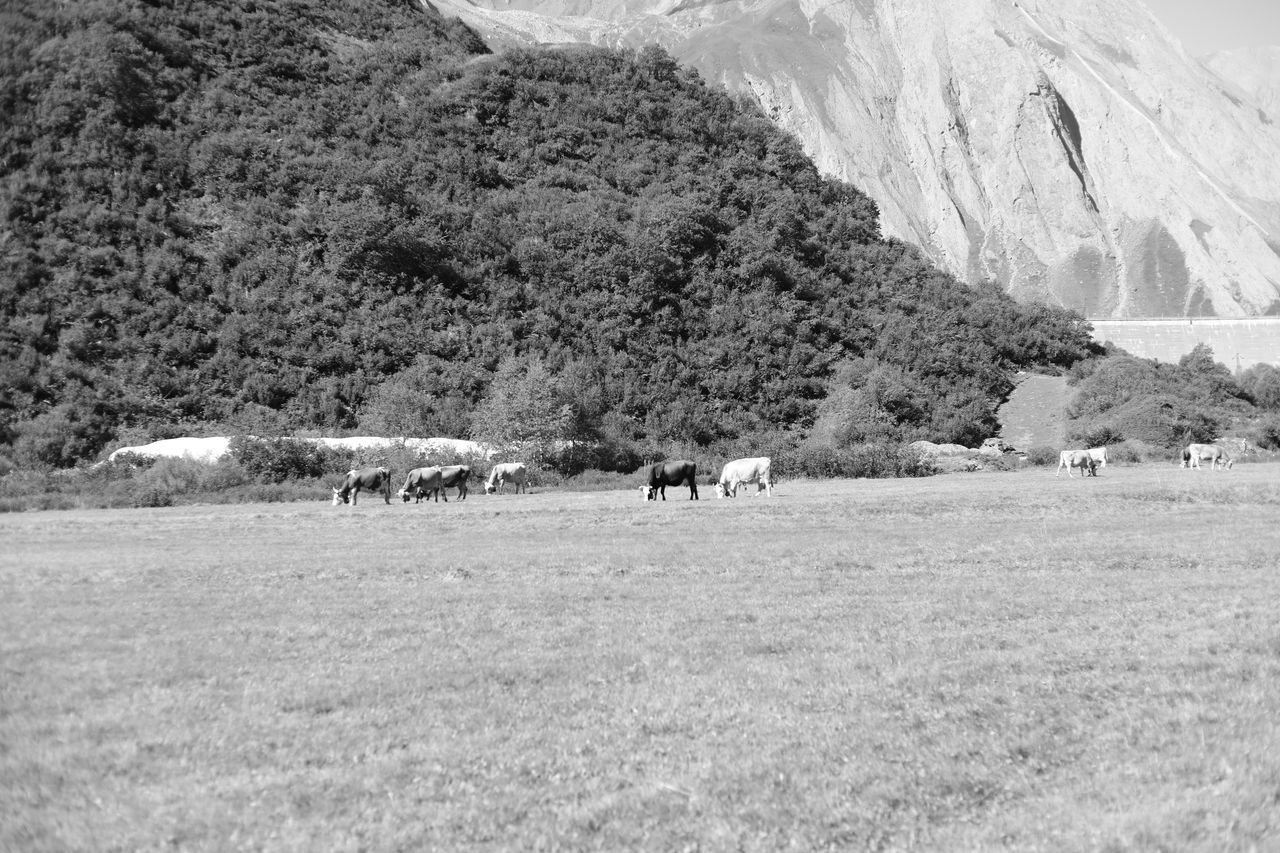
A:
[
  {"left": 1066, "top": 345, "right": 1280, "bottom": 450},
  {"left": 1, "top": 0, "right": 1098, "bottom": 470}
]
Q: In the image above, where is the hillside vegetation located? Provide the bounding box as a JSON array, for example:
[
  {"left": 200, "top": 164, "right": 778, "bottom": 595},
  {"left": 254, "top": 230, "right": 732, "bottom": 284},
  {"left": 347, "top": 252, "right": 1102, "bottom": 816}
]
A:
[
  {"left": 1, "top": 0, "right": 1099, "bottom": 469},
  {"left": 1064, "top": 345, "right": 1280, "bottom": 452}
]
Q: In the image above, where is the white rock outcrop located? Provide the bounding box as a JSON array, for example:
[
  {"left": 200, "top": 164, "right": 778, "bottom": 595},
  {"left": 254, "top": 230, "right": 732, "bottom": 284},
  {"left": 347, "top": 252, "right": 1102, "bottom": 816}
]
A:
[{"left": 431, "top": 0, "right": 1280, "bottom": 318}]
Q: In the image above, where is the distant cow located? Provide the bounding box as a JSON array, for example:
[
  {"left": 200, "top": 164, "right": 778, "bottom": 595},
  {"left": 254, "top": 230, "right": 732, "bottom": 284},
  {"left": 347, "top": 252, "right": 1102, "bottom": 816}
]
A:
[
  {"left": 715, "top": 457, "right": 772, "bottom": 498},
  {"left": 398, "top": 467, "right": 444, "bottom": 503},
  {"left": 1182, "top": 443, "right": 1233, "bottom": 470},
  {"left": 644, "top": 460, "right": 699, "bottom": 501},
  {"left": 484, "top": 462, "right": 528, "bottom": 494},
  {"left": 1055, "top": 450, "right": 1097, "bottom": 478},
  {"left": 1085, "top": 446, "right": 1108, "bottom": 468},
  {"left": 333, "top": 467, "right": 392, "bottom": 505},
  {"left": 439, "top": 465, "right": 471, "bottom": 500}
]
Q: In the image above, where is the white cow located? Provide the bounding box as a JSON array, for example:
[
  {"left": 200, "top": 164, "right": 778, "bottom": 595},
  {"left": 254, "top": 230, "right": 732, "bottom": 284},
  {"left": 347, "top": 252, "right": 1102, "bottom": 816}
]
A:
[
  {"left": 107, "top": 436, "right": 234, "bottom": 465},
  {"left": 1182, "top": 443, "right": 1233, "bottom": 470},
  {"left": 484, "top": 462, "right": 529, "bottom": 494},
  {"left": 715, "top": 457, "right": 773, "bottom": 498},
  {"left": 1056, "top": 449, "right": 1097, "bottom": 478},
  {"left": 1085, "top": 446, "right": 1108, "bottom": 468}
]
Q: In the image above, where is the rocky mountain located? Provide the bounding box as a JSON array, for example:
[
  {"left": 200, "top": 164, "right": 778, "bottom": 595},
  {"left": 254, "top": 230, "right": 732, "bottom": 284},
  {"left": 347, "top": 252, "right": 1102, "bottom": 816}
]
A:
[
  {"left": 428, "top": 0, "right": 1280, "bottom": 318},
  {"left": 1206, "top": 46, "right": 1280, "bottom": 126}
]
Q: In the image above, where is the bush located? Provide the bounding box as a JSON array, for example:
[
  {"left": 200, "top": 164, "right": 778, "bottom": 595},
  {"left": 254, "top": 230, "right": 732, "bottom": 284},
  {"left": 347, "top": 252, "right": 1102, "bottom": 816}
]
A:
[
  {"left": 784, "top": 443, "right": 938, "bottom": 479},
  {"left": 1252, "top": 415, "right": 1280, "bottom": 451},
  {"left": 1078, "top": 425, "right": 1125, "bottom": 447},
  {"left": 1024, "top": 446, "right": 1061, "bottom": 466},
  {"left": 230, "top": 437, "right": 339, "bottom": 482}
]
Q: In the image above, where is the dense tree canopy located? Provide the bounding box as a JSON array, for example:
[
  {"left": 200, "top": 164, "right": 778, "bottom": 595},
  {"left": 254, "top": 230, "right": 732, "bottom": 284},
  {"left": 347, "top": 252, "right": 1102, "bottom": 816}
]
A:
[{"left": 0, "top": 0, "right": 1097, "bottom": 468}]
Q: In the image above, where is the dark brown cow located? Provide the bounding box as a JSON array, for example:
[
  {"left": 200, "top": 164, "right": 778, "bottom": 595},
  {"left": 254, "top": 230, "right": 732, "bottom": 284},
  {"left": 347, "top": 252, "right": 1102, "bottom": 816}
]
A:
[
  {"left": 644, "top": 460, "right": 699, "bottom": 501},
  {"left": 332, "top": 467, "right": 392, "bottom": 505},
  {"left": 439, "top": 465, "right": 471, "bottom": 500},
  {"left": 399, "top": 467, "right": 443, "bottom": 503}
]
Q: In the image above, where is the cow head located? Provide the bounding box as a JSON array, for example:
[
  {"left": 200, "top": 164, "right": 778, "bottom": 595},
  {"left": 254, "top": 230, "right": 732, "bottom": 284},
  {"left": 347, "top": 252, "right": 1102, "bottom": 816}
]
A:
[
  {"left": 484, "top": 482, "right": 497, "bottom": 494},
  {"left": 640, "top": 485, "right": 655, "bottom": 501},
  {"left": 331, "top": 488, "right": 347, "bottom": 506},
  {"left": 714, "top": 483, "right": 726, "bottom": 499},
  {"left": 399, "top": 489, "right": 411, "bottom": 503}
]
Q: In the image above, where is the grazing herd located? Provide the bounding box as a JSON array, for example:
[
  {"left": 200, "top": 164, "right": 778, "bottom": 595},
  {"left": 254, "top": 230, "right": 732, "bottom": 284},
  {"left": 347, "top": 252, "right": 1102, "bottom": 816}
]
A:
[
  {"left": 330, "top": 456, "right": 779, "bottom": 507},
  {"left": 329, "top": 441, "right": 1241, "bottom": 506}
]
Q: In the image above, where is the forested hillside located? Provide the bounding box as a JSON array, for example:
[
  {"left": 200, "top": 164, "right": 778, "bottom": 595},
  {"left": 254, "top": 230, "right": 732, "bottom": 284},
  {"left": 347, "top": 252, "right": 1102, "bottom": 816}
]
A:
[{"left": 0, "top": 0, "right": 1096, "bottom": 469}]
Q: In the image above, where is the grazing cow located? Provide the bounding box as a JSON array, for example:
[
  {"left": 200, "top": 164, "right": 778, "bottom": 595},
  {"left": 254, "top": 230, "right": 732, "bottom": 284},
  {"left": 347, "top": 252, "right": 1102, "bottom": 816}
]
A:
[
  {"left": 439, "top": 465, "right": 471, "bottom": 500},
  {"left": 1055, "top": 450, "right": 1097, "bottom": 478},
  {"left": 484, "top": 462, "right": 529, "bottom": 494},
  {"left": 644, "top": 460, "right": 699, "bottom": 501},
  {"left": 715, "top": 457, "right": 773, "bottom": 498},
  {"left": 333, "top": 467, "right": 392, "bottom": 505},
  {"left": 1182, "top": 443, "right": 1233, "bottom": 470},
  {"left": 1086, "top": 446, "right": 1108, "bottom": 468},
  {"left": 398, "top": 467, "right": 444, "bottom": 503}
]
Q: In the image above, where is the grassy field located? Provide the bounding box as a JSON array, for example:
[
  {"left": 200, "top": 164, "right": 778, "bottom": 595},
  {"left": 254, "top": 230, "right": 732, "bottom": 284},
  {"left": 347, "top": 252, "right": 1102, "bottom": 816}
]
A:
[{"left": 3, "top": 464, "right": 1279, "bottom": 851}]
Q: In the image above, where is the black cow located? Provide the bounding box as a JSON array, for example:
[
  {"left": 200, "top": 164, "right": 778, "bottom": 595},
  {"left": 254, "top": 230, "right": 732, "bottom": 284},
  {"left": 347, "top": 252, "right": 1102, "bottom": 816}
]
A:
[
  {"left": 332, "top": 467, "right": 392, "bottom": 505},
  {"left": 644, "top": 460, "right": 699, "bottom": 501}
]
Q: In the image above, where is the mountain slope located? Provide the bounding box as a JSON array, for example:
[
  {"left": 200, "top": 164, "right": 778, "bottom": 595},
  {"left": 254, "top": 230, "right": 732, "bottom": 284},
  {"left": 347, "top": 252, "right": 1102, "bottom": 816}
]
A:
[
  {"left": 0, "top": 0, "right": 1096, "bottom": 466},
  {"left": 432, "top": 0, "right": 1280, "bottom": 318},
  {"left": 1205, "top": 46, "right": 1280, "bottom": 124}
]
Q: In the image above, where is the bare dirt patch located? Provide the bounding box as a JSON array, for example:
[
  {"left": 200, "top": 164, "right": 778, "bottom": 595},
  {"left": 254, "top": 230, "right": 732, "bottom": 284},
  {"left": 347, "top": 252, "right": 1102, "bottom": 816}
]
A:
[{"left": 998, "top": 372, "right": 1073, "bottom": 450}]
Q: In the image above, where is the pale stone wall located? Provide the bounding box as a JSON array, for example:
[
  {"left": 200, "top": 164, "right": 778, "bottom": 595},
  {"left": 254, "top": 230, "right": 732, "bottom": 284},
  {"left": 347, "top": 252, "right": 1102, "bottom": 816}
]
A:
[{"left": 1089, "top": 318, "right": 1280, "bottom": 369}]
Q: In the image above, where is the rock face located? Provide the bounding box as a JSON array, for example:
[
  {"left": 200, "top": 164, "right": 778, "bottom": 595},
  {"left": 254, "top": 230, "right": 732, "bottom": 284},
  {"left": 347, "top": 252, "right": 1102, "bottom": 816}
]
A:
[
  {"left": 1205, "top": 46, "right": 1280, "bottom": 126},
  {"left": 429, "top": 0, "right": 1280, "bottom": 317}
]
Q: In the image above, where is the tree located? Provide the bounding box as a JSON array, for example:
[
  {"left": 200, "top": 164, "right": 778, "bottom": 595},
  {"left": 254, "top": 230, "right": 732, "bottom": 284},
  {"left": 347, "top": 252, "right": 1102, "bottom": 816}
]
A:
[
  {"left": 469, "top": 356, "right": 573, "bottom": 464},
  {"left": 1239, "top": 364, "right": 1280, "bottom": 410}
]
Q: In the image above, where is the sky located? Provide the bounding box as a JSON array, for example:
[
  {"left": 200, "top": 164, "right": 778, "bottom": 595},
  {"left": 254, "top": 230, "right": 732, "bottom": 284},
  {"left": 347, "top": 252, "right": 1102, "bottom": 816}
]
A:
[{"left": 1143, "top": 0, "right": 1280, "bottom": 55}]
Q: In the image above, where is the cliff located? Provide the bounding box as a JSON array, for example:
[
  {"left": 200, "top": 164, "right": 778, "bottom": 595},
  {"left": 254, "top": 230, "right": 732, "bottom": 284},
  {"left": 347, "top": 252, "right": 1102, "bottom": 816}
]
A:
[{"left": 430, "top": 0, "right": 1280, "bottom": 317}]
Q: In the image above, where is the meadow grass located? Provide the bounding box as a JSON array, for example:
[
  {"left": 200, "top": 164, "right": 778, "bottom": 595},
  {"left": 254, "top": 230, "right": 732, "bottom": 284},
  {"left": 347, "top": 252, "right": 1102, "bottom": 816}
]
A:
[{"left": 2, "top": 464, "right": 1278, "bottom": 851}]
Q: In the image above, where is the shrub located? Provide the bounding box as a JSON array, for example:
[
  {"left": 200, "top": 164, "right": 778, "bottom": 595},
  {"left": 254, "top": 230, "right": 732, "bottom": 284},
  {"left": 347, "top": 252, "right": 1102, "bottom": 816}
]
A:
[
  {"left": 230, "top": 437, "right": 331, "bottom": 482},
  {"left": 784, "top": 443, "right": 937, "bottom": 479},
  {"left": 1024, "top": 446, "right": 1060, "bottom": 466},
  {"left": 1251, "top": 415, "right": 1280, "bottom": 451},
  {"left": 1078, "top": 425, "right": 1125, "bottom": 447},
  {"left": 133, "top": 486, "right": 175, "bottom": 508}
]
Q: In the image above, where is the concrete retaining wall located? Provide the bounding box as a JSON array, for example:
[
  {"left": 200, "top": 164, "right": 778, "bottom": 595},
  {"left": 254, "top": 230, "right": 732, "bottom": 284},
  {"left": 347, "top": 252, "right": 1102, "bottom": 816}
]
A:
[{"left": 1089, "top": 318, "right": 1280, "bottom": 368}]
